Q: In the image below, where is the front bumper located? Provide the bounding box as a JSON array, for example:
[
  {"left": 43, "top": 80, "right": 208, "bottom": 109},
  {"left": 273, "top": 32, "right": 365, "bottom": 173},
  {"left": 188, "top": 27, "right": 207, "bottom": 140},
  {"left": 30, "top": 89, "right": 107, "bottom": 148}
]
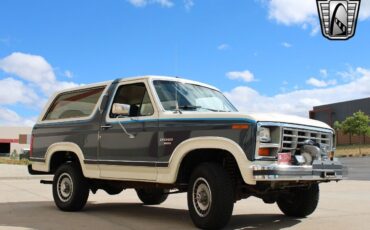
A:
[{"left": 252, "top": 160, "right": 347, "bottom": 181}]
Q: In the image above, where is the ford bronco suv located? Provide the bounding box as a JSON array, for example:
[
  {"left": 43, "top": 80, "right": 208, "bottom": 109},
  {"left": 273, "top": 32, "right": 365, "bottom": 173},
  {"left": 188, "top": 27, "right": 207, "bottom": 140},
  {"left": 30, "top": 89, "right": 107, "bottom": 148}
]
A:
[{"left": 29, "top": 76, "right": 345, "bottom": 229}]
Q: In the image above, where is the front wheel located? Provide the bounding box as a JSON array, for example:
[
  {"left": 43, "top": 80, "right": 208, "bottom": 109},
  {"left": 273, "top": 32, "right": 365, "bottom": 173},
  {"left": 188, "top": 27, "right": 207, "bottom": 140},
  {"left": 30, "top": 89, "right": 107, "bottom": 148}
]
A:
[
  {"left": 277, "top": 183, "right": 319, "bottom": 217},
  {"left": 187, "top": 163, "right": 234, "bottom": 229},
  {"left": 52, "top": 163, "right": 89, "bottom": 211}
]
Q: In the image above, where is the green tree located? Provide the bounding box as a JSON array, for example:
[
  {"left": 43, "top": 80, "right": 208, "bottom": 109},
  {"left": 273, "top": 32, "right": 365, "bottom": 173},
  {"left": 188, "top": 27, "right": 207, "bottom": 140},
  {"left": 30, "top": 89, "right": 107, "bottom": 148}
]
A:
[
  {"left": 341, "top": 111, "right": 370, "bottom": 145},
  {"left": 333, "top": 121, "right": 342, "bottom": 144}
]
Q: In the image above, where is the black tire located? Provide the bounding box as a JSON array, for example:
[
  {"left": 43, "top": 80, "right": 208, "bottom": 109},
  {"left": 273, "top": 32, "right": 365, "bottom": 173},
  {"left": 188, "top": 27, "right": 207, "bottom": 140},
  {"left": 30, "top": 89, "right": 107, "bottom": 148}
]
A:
[
  {"left": 136, "top": 188, "right": 169, "bottom": 205},
  {"left": 277, "top": 183, "right": 319, "bottom": 217},
  {"left": 52, "top": 162, "right": 89, "bottom": 211},
  {"left": 187, "top": 163, "right": 234, "bottom": 230}
]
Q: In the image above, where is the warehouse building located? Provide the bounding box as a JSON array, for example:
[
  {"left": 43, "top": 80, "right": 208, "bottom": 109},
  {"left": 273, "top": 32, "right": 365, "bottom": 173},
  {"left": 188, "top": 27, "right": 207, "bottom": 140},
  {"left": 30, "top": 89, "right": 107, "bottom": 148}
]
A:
[
  {"left": 309, "top": 97, "right": 370, "bottom": 145},
  {"left": 0, "top": 127, "right": 32, "bottom": 156}
]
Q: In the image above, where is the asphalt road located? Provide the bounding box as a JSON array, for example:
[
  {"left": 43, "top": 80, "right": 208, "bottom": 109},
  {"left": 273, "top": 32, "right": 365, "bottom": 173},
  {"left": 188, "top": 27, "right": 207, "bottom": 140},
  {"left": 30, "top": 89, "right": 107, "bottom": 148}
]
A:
[
  {"left": 340, "top": 157, "right": 370, "bottom": 181},
  {"left": 0, "top": 163, "right": 369, "bottom": 230}
]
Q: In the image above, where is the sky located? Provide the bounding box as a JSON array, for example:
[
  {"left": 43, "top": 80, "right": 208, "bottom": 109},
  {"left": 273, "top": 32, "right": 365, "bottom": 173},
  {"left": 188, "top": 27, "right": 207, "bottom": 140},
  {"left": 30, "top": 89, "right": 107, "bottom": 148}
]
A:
[{"left": 0, "top": 0, "right": 369, "bottom": 126}]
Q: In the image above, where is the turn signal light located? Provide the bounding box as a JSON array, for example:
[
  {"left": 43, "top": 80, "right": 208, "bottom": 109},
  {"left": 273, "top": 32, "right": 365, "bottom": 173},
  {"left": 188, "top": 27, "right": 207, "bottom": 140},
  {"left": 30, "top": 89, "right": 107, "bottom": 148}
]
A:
[
  {"left": 258, "top": 148, "right": 271, "bottom": 156},
  {"left": 29, "top": 135, "right": 34, "bottom": 157},
  {"left": 232, "top": 124, "right": 249, "bottom": 129},
  {"left": 329, "top": 151, "right": 334, "bottom": 161}
]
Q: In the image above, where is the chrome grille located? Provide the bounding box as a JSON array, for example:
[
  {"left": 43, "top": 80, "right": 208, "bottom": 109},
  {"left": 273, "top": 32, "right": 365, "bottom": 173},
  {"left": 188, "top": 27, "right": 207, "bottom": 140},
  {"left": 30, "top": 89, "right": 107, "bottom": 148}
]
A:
[{"left": 282, "top": 127, "right": 331, "bottom": 153}]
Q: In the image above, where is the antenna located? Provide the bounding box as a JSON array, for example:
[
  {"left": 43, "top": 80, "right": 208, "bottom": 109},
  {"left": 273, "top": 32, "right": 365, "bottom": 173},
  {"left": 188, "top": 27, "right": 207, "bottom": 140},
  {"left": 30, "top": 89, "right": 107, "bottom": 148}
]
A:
[{"left": 174, "top": 44, "right": 178, "bottom": 76}]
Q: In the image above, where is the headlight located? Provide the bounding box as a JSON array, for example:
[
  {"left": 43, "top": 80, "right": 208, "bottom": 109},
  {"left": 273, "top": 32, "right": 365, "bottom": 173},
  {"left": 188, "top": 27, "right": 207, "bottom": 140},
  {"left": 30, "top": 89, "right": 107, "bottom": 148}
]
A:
[{"left": 258, "top": 127, "right": 271, "bottom": 143}]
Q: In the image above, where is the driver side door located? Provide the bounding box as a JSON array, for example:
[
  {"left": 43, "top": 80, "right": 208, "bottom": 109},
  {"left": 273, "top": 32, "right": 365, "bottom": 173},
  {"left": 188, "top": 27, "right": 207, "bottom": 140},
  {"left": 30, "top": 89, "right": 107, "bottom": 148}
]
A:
[{"left": 98, "top": 81, "right": 159, "bottom": 181}]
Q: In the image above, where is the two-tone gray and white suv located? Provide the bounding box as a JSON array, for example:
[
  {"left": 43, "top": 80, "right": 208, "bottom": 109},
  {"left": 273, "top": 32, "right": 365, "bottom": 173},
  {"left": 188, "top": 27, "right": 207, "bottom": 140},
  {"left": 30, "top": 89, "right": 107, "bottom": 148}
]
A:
[{"left": 29, "top": 76, "right": 345, "bottom": 229}]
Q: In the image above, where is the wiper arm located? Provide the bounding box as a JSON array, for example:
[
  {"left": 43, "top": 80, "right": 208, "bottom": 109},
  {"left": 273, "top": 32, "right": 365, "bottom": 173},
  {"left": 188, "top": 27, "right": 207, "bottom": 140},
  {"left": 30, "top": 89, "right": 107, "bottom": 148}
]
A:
[
  {"left": 178, "top": 105, "right": 200, "bottom": 110},
  {"left": 197, "top": 107, "right": 229, "bottom": 112},
  {"left": 174, "top": 105, "right": 229, "bottom": 112}
]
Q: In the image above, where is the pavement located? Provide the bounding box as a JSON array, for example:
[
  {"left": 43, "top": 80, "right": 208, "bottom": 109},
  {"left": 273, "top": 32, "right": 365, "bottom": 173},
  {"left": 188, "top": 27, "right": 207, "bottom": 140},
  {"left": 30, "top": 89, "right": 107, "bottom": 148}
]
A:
[
  {"left": 340, "top": 156, "right": 370, "bottom": 181},
  {"left": 0, "top": 162, "right": 370, "bottom": 230}
]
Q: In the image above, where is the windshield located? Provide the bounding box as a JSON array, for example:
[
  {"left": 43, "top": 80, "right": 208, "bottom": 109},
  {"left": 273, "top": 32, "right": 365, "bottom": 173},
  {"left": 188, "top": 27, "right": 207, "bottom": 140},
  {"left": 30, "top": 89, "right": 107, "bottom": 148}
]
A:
[{"left": 153, "top": 80, "right": 237, "bottom": 112}]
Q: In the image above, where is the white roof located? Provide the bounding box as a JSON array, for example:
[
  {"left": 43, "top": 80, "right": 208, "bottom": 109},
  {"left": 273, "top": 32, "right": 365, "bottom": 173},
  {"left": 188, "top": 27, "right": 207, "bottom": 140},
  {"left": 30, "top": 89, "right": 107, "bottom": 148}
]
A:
[
  {"left": 118, "top": 75, "right": 220, "bottom": 91},
  {"left": 52, "top": 75, "right": 220, "bottom": 95}
]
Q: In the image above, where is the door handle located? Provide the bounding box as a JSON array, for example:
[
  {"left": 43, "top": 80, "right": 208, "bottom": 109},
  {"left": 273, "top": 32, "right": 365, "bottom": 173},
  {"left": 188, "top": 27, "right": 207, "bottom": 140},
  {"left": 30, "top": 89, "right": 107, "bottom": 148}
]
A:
[{"left": 101, "top": 124, "right": 112, "bottom": 129}]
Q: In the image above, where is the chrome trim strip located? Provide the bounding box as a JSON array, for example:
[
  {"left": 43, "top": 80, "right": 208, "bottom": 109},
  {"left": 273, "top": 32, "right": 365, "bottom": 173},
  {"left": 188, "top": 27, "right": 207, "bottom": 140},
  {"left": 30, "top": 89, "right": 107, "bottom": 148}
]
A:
[
  {"left": 84, "top": 159, "right": 169, "bottom": 167},
  {"left": 251, "top": 161, "right": 345, "bottom": 181},
  {"left": 29, "top": 157, "right": 45, "bottom": 162},
  {"left": 258, "top": 121, "right": 333, "bottom": 133}
]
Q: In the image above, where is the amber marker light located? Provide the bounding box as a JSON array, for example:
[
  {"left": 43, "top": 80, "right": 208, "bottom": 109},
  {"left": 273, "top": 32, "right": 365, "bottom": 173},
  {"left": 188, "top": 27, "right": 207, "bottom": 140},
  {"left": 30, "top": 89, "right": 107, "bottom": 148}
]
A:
[
  {"left": 232, "top": 124, "right": 249, "bottom": 129},
  {"left": 329, "top": 151, "right": 335, "bottom": 161},
  {"left": 258, "top": 148, "right": 271, "bottom": 156}
]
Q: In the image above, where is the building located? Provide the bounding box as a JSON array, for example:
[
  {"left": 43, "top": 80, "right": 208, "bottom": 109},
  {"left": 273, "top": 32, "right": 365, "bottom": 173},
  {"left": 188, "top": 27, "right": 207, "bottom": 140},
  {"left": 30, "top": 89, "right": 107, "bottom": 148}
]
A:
[
  {"left": 0, "top": 127, "right": 32, "bottom": 156},
  {"left": 309, "top": 97, "right": 370, "bottom": 145}
]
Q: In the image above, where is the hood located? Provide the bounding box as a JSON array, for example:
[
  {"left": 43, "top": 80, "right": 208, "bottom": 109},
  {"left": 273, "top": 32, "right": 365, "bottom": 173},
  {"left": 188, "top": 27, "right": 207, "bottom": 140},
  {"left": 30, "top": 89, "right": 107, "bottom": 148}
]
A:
[
  {"left": 246, "top": 113, "right": 332, "bottom": 130},
  {"left": 162, "top": 111, "right": 332, "bottom": 130}
]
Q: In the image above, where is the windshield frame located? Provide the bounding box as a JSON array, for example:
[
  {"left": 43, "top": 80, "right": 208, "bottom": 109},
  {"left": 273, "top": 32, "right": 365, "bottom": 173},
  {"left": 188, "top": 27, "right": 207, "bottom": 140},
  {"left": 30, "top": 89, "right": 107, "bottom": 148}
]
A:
[{"left": 150, "top": 79, "right": 238, "bottom": 113}]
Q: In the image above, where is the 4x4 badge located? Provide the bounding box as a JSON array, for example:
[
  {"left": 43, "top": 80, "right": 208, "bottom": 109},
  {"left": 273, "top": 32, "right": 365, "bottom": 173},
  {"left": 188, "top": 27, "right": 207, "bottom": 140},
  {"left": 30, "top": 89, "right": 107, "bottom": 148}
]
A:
[{"left": 316, "top": 0, "right": 361, "bottom": 40}]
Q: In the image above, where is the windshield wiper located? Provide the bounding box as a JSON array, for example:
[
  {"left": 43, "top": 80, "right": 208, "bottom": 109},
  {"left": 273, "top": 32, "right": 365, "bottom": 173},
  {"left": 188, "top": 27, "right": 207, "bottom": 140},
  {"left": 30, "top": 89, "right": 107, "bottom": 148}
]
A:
[
  {"left": 175, "top": 105, "right": 229, "bottom": 112},
  {"left": 197, "top": 107, "right": 229, "bottom": 112},
  {"left": 178, "top": 105, "right": 200, "bottom": 110}
]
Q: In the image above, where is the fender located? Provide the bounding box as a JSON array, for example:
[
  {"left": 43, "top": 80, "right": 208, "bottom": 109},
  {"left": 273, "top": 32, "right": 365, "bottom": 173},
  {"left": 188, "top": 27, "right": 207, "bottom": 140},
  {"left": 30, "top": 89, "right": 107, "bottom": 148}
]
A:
[
  {"left": 32, "top": 142, "right": 99, "bottom": 178},
  {"left": 156, "top": 136, "right": 256, "bottom": 185}
]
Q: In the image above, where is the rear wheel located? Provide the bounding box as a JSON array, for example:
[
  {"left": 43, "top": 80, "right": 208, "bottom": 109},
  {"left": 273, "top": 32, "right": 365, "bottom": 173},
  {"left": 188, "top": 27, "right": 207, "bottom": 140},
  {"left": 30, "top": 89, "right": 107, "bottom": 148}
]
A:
[
  {"left": 277, "top": 183, "right": 319, "bottom": 217},
  {"left": 52, "top": 163, "right": 89, "bottom": 211},
  {"left": 136, "top": 188, "right": 169, "bottom": 205},
  {"left": 187, "top": 163, "right": 234, "bottom": 229}
]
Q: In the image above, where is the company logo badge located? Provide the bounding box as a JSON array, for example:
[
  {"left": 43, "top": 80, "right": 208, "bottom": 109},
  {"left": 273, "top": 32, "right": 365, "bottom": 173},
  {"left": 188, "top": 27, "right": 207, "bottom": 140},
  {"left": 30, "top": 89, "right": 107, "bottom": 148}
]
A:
[{"left": 317, "top": 0, "right": 361, "bottom": 40}]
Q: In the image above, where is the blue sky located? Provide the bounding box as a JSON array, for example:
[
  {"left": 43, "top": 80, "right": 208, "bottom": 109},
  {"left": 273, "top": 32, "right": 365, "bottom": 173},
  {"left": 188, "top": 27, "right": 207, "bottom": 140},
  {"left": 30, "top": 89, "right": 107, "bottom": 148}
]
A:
[{"left": 0, "top": 0, "right": 369, "bottom": 125}]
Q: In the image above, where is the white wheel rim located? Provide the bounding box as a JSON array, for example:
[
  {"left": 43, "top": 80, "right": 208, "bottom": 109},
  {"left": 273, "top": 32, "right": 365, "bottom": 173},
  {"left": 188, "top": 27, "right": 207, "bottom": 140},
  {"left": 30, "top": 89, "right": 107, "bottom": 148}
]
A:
[
  {"left": 57, "top": 172, "right": 73, "bottom": 202},
  {"left": 192, "top": 177, "right": 212, "bottom": 217}
]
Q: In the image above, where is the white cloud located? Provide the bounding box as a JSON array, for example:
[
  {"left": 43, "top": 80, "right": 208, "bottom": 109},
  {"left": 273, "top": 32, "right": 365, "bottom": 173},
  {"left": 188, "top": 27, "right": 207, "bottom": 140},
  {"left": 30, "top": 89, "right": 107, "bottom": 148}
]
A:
[
  {"left": 281, "top": 42, "right": 292, "bottom": 48},
  {"left": 266, "top": 0, "right": 317, "bottom": 24},
  {"left": 226, "top": 70, "right": 256, "bottom": 82},
  {"left": 127, "top": 0, "right": 147, "bottom": 7},
  {"left": 337, "top": 66, "right": 363, "bottom": 81},
  {"left": 217, "top": 43, "right": 230, "bottom": 50},
  {"left": 64, "top": 70, "right": 73, "bottom": 78},
  {"left": 184, "top": 0, "right": 194, "bottom": 10},
  {"left": 0, "top": 107, "right": 36, "bottom": 126},
  {"left": 0, "top": 77, "right": 39, "bottom": 106},
  {"left": 360, "top": 0, "right": 370, "bottom": 20},
  {"left": 0, "top": 52, "right": 55, "bottom": 84},
  {"left": 127, "top": 0, "right": 174, "bottom": 7},
  {"left": 320, "top": 69, "right": 328, "bottom": 78},
  {"left": 0, "top": 52, "right": 82, "bottom": 126},
  {"left": 224, "top": 67, "right": 370, "bottom": 117},
  {"left": 261, "top": 0, "right": 320, "bottom": 34},
  {"left": 0, "top": 52, "right": 80, "bottom": 96},
  {"left": 261, "top": 0, "right": 370, "bottom": 34},
  {"left": 306, "top": 77, "right": 337, "bottom": 87}
]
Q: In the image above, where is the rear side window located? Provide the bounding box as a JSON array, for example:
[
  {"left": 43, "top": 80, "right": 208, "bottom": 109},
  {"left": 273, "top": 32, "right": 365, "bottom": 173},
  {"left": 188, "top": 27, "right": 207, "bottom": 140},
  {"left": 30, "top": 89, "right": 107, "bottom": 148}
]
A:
[{"left": 43, "top": 87, "right": 105, "bottom": 121}]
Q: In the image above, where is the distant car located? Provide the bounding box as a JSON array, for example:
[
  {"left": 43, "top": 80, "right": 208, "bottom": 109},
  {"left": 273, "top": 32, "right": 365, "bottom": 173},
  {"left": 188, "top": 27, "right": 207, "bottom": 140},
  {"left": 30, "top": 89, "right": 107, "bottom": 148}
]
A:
[
  {"left": 19, "top": 148, "right": 30, "bottom": 160},
  {"left": 28, "top": 76, "right": 346, "bottom": 229}
]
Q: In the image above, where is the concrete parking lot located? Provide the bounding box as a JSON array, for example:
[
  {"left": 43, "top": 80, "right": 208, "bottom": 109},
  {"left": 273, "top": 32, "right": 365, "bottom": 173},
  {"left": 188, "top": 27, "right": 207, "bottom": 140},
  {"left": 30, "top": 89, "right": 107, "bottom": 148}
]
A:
[{"left": 0, "top": 162, "right": 370, "bottom": 230}]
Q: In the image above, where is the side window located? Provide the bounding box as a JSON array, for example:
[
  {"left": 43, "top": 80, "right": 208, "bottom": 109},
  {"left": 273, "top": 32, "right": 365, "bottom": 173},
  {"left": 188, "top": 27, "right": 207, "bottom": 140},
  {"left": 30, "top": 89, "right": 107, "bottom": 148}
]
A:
[
  {"left": 43, "top": 87, "right": 105, "bottom": 121},
  {"left": 110, "top": 83, "right": 154, "bottom": 118}
]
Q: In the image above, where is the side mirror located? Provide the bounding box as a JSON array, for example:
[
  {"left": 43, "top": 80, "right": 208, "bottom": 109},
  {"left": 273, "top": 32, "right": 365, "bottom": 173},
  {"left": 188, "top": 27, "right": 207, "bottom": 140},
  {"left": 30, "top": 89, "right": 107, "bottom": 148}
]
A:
[{"left": 112, "top": 103, "right": 130, "bottom": 116}]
